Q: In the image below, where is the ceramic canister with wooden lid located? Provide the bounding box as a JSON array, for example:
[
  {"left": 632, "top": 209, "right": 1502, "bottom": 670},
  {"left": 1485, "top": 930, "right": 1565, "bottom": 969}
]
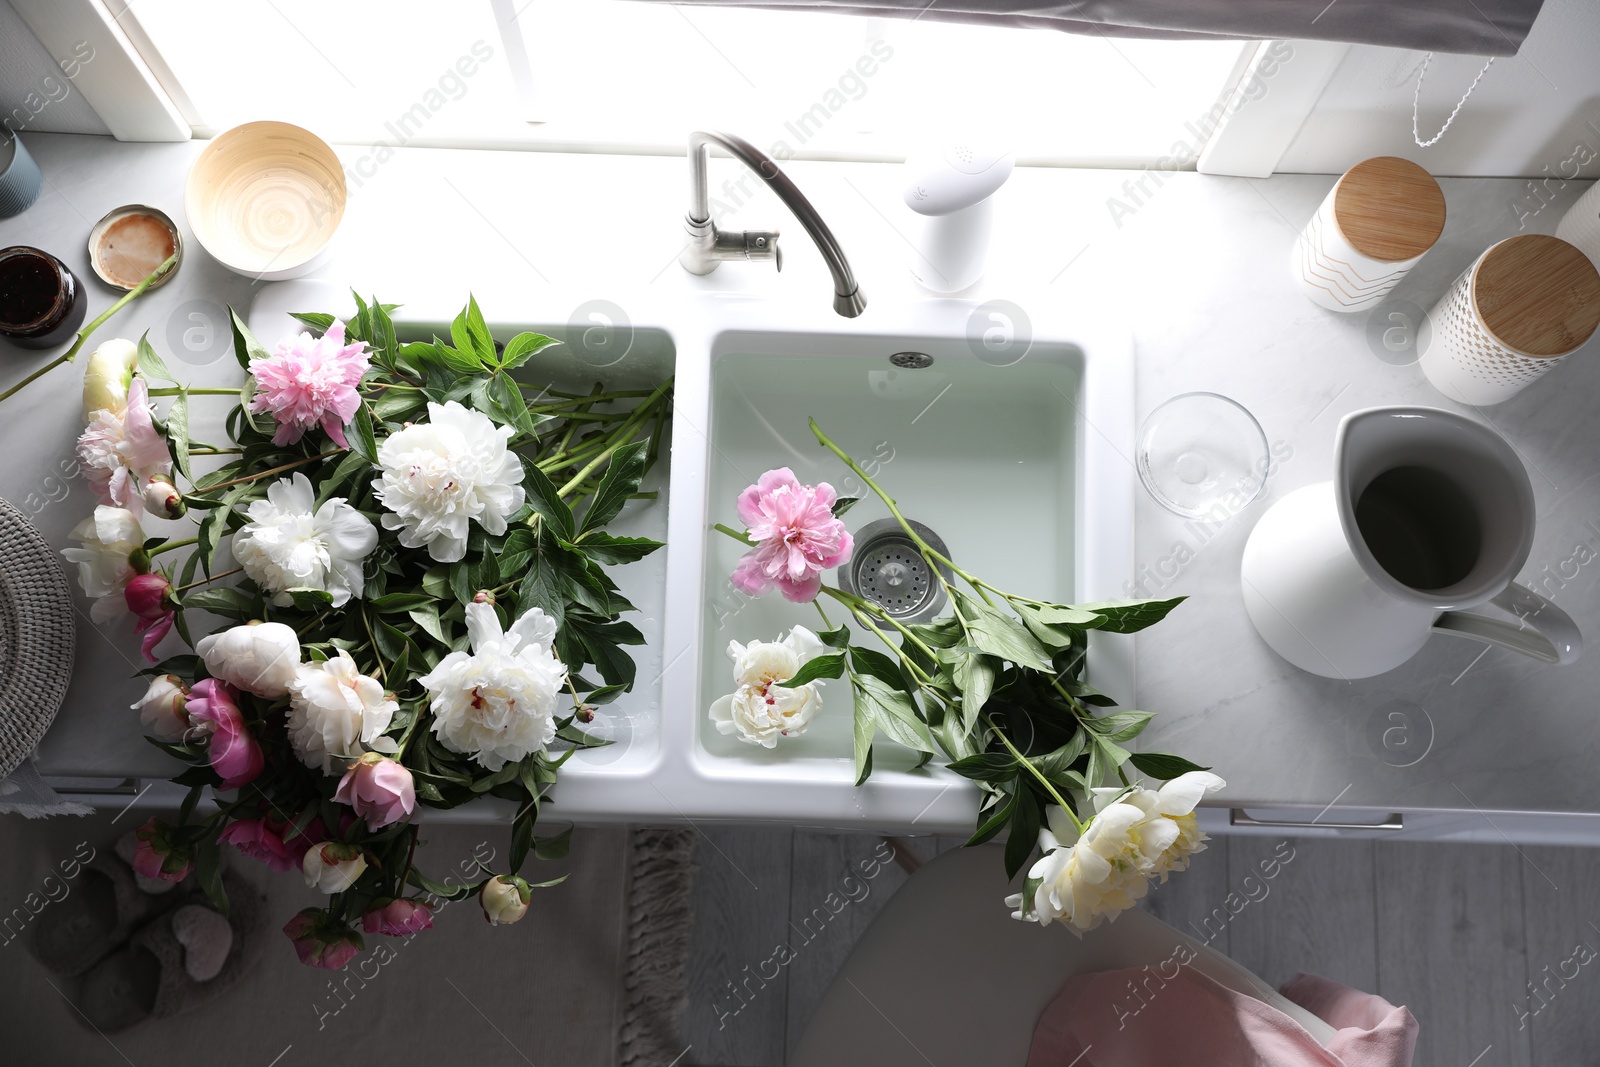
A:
[
  {"left": 1292, "top": 156, "right": 1446, "bottom": 313},
  {"left": 1419, "top": 233, "right": 1600, "bottom": 406}
]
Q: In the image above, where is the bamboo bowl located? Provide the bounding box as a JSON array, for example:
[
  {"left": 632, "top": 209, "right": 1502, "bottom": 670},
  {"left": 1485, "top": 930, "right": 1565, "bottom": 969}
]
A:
[{"left": 185, "top": 121, "right": 346, "bottom": 281}]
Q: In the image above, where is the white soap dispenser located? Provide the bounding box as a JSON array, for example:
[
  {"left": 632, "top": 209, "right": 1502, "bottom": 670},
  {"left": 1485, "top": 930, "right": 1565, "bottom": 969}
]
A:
[{"left": 902, "top": 142, "right": 1014, "bottom": 293}]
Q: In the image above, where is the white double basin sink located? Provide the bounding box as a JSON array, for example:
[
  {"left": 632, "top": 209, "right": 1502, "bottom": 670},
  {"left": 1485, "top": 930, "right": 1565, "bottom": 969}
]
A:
[{"left": 251, "top": 282, "right": 1135, "bottom": 833}]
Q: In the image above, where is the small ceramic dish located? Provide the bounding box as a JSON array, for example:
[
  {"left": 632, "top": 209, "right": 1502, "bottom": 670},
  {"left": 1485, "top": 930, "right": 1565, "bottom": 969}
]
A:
[
  {"left": 87, "top": 205, "right": 183, "bottom": 290},
  {"left": 184, "top": 121, "right": 346, "bottom": 281}
]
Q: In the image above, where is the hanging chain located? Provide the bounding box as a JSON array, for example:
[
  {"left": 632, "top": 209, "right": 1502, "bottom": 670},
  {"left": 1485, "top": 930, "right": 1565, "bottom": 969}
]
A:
[{"left": 1412, "top": 52, "right": 1496, "bottom": 148}]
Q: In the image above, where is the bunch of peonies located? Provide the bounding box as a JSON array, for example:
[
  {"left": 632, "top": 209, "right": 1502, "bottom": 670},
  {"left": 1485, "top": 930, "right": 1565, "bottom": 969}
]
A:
[
  {"left": 1007, "top": 771, "right": 1226, "bottom": 935},
  {"left": 730, "top": 468, "right": 853, "bottom": 603},
  {"left": 232, "top": 473, "right": 377, "bottom": 608},
  {"left": 708, "top": 625, "right": 827, "bottom": 748},
  {"left": 420, "top": 602, "right": 566, "bottom": 771}
]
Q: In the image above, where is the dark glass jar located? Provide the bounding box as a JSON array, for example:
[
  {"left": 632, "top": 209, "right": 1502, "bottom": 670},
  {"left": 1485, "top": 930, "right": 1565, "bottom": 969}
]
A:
[{"left": 0, "top": 246, "right": 87, "bottom": 350}]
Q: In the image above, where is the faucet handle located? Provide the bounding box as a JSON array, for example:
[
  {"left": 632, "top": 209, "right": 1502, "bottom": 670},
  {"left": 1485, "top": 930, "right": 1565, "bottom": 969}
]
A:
[{"left": 743, "top": 229, "right": 780, "bottom": 270}]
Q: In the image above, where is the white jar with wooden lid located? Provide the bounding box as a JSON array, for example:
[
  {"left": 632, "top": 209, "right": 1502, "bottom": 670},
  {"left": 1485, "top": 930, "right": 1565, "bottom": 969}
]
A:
[
  {"left": 1420, "top": 233, "right": 1600, "bottom": 406},
  {"left": 1292, "top": 156, "right": 1446, "bottom": 313}
]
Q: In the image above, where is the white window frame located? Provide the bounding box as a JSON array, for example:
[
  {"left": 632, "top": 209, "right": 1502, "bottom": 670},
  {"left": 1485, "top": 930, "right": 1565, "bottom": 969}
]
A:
[
  {"left": 23, "top": 0, "right": 1339, "bottom": 174},
  {"left": 10, "top": 0, "right": 188, "bottom": 141}
]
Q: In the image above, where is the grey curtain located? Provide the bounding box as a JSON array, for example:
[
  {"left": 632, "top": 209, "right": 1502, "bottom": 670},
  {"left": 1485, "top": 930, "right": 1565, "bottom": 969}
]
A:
[{"left": 651, "top": 0, "right": 1543, "bottom": 55}]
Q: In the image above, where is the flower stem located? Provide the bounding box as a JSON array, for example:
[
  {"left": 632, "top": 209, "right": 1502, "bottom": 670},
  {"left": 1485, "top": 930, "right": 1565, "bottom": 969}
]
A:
[
  {"left": 983, "top": 712, "right": 1083, "bottom": 834},
  {"left": 813, "top": 600, "right": 834, "bottom": 631},
  {"left": 0, "top": 252, "right": 178, "bottom": 407},
  {"left": 198, "top": 449, "right": 340, "bottom": 493},
  {"left": 712, "top": 523, "right": 755, "bottom": 546},
  {"left": 146, "top": 387, "right": 240, "bottom": 396},
  {"left": 175, "top": 565, "right": 242, "bottom": 593},
  {"left": 821, "top": 586, "right": 938, "bottom": 660},
  {"left": 149, "top": 536, "right": 198, "bottom": 557}
]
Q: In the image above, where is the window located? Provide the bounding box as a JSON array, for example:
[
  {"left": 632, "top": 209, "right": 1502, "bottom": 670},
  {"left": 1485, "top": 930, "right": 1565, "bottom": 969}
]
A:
[{"left": 119, "top": 0, "right": 1250, "bottom": 164}]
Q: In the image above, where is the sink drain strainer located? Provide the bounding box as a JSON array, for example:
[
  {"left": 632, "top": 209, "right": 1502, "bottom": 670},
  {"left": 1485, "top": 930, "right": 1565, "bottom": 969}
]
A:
[{"left": 838, "top": 518, "right": 952, "bottom": 623}]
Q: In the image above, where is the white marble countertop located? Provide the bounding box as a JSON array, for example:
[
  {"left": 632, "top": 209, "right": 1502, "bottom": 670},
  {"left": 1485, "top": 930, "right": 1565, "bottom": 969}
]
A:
[{"left": 2, "top": 132, "right": 1595, "bottom": 820}]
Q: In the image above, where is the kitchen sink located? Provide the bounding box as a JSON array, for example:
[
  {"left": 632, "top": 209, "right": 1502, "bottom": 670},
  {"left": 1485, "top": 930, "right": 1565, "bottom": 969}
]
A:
[{"left": 248, "top": 286, "right": 1134, "bottom": 830}]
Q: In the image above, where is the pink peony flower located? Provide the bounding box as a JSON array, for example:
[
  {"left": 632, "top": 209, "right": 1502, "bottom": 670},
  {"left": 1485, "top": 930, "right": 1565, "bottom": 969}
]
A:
[
  {"left": 218, "top": 815, "right": 312, "bottom": 873},
  {"left": 283, "top": 908, "right": 363, "bottom": 970},
  {"left": 731, "top": 467, "right": 854, "bottom": 603},
  {"left": 132, "top": 817, "right": 192, "bottom": 883},
  {"left": 362, "top": 898, "right": 433, "bottom": 937},
  {"left": 124, "top": 573, "right": 176, "bottom": 663},
  {"left": 77, "top": 377, "right": 172, "bottom": 510},
  {"left": 334, "top": 753, "right": 416, "bottom": 829},
  {"left": 185, "top": 679, "right": 264, "bottom": 790},
  {"left": 248, "top": 321, "right": 371, "bottom": 449}
]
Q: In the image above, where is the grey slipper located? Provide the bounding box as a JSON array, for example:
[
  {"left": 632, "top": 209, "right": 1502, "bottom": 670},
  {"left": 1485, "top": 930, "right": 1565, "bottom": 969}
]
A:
[
  {"left": 28, "top": 853, "right": 180, "bottom": 977},
  {"left": 75, "top": 871, "right": 264, "bottom": 1033}
]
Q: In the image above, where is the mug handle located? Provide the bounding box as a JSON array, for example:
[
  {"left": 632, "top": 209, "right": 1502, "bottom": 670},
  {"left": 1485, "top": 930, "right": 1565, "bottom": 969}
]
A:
[{"left": 1432, "top": 582, "right": 1582, "bottom": 665}]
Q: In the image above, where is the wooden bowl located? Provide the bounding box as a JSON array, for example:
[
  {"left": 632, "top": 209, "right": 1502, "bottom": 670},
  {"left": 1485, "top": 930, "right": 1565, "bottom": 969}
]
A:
[{"left": 185, "top": 121, "right": 345, "bottom": 280}]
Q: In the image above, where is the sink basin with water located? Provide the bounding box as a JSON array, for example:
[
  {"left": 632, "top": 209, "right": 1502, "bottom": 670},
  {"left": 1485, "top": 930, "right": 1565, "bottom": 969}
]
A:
[{"left": 700, "top": 332, "right": 1082, "bottom": 770}]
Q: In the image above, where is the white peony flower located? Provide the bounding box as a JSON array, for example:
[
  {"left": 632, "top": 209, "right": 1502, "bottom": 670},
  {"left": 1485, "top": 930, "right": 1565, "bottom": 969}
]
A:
[
  {"left": 708, "top": 626, "right": 825, "bottom": 748},
  {"left": 374, "top": 401, "right": 525, "bottom": 563},
  {"left": 196, "top": 621, "right": 301, "bottom": 699},
  {"left": 1118, "top": 771, "right": 1226, "bottom": 881},
  {"left": 61, "top": 506, "right": 145, "bottom": 622},
  {"left": 132, "top": 674, "right": 190, "bottom": 741},
  {"left": 233, "top": 472, "right": 377, "bottom": 608},
  {"left": 302, "top": 842, "right": 367, "bottom": 894},
  {"left": 81, "top": 338, "right": 139, "bottom": 420},
  {"left": 1006, "top": 771, "right": 1226, "bottom": 934},
  {"left": 420, "top": 602, "right": 566, "bottom": 771},
  {"left": 1008, "top": 801, "right": 1161, "bottom": 935},
  {"left": 286, "top": 651, "right": 399, "bottom": 774}
]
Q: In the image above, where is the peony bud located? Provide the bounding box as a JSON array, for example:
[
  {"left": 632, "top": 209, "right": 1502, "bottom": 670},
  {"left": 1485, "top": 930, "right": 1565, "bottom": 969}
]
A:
[
  {"left": 196, "top": 620, "right": 301, "bottom": 699},
  {"left": 480, "top": 874, "right": 531, "bottom": 926},
  {"left": 141, "top": 474, "right": 186, "bottom": 520},
  {"left": 132, "top": 816, "right": 193, "bottom": 883},
  {"left": 124, "top": 573, "right": 176, "bottom": 663},
  {"left": 184, "top": 679, "right": 264, "bottom": 790},
  {"left": 362, "top": 898, "right": 434, "bottom": 937},
  {"left": 472, "top": 589, "right": 495, "bottom": 605},
  {"left": 283, "top": 908, "right": 363, "bottom": 970},
  {"left": 81, "top": 338, "right": 139, "bottom": 421},
  {"left": 333, "top": 752, "right": 416, "bottom": 830},
  {"left": 132, "top": 674, "right": 190, "bottom": 740},
  {"left": 302, "top": 841, "right": 368, "bottom": 894},
  {"left": 575, "top": 704, "right": 596, "bottom": 724}
]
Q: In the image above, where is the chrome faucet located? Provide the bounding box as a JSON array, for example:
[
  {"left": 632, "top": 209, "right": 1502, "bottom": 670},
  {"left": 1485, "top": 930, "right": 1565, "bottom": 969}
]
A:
[{"left": 680, "top": 130, "right": 866, "bottom": 318}]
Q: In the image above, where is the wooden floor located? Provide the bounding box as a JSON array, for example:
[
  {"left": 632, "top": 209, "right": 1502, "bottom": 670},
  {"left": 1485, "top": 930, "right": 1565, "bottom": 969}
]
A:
[{"left": 678, "top": 829, "right": 1600, "bottom": 1067}]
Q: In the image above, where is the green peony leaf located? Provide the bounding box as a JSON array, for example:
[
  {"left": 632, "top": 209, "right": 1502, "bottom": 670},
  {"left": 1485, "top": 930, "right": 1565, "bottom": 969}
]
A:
[
  {"left": 955, "top": 591, "right": 1053, "bottom": 671},
  {"left": 1127, "top": 752, "right": 1211, "bottom": 780},
  {"left": 228, "top": 307, "right": 270, "bottom": 372},
  {"left": 785, "top": 653, "right": 845, "bottom": 687},
  {"left": 523, "top": 464, "right": 575, "bottom": 542},
  {"left": 566, "top": 533, "right": 663, "bottom": 566},
  {"left": 1070, "top": 597, "right": 1187, "bottom": 634},
  {"left": 854, "top": 675, "right": 934, "bottom": 753},
  {"left": 500, "top": 331, "right": 561, "bottom": 371},
  {"left": 579, "top": 440, "right": 649, "bottom": 535}
]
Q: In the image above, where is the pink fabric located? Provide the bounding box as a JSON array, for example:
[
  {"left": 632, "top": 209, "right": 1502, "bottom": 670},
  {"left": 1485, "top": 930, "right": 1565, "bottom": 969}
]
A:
[{"left": 1028, "top": 966, "right": 1417, "bottom": 1067}]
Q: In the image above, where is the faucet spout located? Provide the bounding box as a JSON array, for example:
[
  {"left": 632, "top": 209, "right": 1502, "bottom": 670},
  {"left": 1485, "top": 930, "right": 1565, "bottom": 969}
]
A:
[{"left": 681, "top": 130, "right": 866, "bottom": 318}]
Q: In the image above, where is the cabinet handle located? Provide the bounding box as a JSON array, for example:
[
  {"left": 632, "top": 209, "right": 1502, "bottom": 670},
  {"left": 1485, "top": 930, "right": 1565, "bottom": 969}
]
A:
[{"left": 1229, "top": 809, "right": 1403, "bottom": 831}]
